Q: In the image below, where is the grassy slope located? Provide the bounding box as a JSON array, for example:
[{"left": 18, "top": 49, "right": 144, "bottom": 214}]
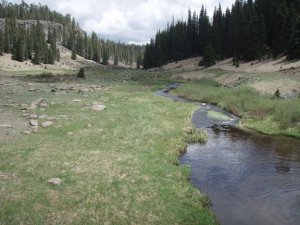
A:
[
  {"left": 0, "top": 70, "right": 216, "bottom": 225},
  {"left": 173, "top": 82, "right": 300, "bottom": 138}
]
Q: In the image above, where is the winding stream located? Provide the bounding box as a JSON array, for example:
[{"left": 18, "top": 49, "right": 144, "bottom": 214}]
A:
[{"left": 156, "top": 85, "right": 300, "bottom": 225}]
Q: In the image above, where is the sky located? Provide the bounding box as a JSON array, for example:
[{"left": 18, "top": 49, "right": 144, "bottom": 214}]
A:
[{"left": 9, "top": 0, "right": 235, "bottom": 44}]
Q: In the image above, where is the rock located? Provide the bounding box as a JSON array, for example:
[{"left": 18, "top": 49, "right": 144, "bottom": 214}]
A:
[
  {"left": 31, "top": 98, "right": 45, "bottom": 106},
  {"left": 28, "top": 114, "right": 38, "bottom": 119},
  {"left": 23, "top": 131, "right": 31, "bottom": 135},
  {"left": 28, "top": 88, "right": 38, "bottom": 91},
  {"left": 0, "top": 124, "right": 13, "bottom": 129},
  {"left": 67, "top": 132, "right": 74, "bottom": 135},
  {"left": 29, "top": 119, "right": 38, "bottom": 127},
  {"left": 38, "top": 115, "right": 48, "bottom": 119},
  {"left": 87, "top": 123, "right": 92, "bottom": 128},
  {"left": 51, "top": 88, "right": 57, "bottom": 93},
  {"left": 31, "top": 126, "right": 39, "bottom": 133},
  {"left": 19, "top": 103, "right": 28, "bottom": 110},
  {"left": 48, "top": 178, "right": 62, "bottom": 186},
  {"left": 91, "top": 103, "right": 106, "bottom": 111},
  {"left": 41, "top": 121, "right": 53, "bottom": 128},
  {"left": 39, "top": 103, "right": 48, "bottom": 107},
  {"left": 72, "top": 99, "right": 82, "bottom": 102},
  {"left": 22, "top": 113, "right": 31, "bottom": 117}
]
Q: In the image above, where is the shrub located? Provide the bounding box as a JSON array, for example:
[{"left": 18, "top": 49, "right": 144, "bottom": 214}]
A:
[{"left": 77, "top": 68, "right": 85, "bottom": 78}]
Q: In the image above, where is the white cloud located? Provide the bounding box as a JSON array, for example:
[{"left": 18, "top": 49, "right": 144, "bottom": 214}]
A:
[{"left": 8, "top": 0, "right": 235, "bottom": 44}]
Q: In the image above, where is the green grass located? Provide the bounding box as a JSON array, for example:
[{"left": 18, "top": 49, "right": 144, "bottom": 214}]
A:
[
  {"left": 0, "top": 70, "right": 217, "bottom": 225},
  {"left": 173, "top": 81, "right": 300, "bottom": 138}
]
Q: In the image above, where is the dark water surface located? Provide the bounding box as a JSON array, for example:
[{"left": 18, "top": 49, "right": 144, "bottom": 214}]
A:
[{"left": 156, "top": 85, "right": 300, "bottom": 225}]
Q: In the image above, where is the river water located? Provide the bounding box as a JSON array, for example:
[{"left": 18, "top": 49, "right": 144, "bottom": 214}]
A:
[{"left": 156, "top": 85, "right": 300, "bottom": 225}]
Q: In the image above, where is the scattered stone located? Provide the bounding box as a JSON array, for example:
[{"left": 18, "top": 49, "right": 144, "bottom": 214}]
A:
[
  {"left": 67, "top": 132, "right": 74, "bottom": 135},
  {"left": 91, "top": 103, "right": 106, "bottom": 111},
  {"left": 51, "top": 88, "right": 57, "bottom": 93},
  {"left": 72, "top": 99, "right": 82, "bottom": 102},
  {"left": 22, "top": 113, "right": 31, "bottom": 117},
  {"left": 31, "top": 98, "right": 45, "bottom": 106},
  {"left": 87, "top": 123, "right": 92, "bottom": 128},
  {"left": 48, "top": 178, "right": 62, "bottom": 186},
  {"left": 23, "top": 131, "right": 31, "bottom": 135},
  {"left": 39, "top": 115, "right": 48, "bottom": 119},
  {"left": 29, "top": 119, "right": 38, "bottom": 127},
  {"left": 19, "top": 103, "right": 28, "bottom": 110},
  {"left": 50, "top": 102, "right": 55, "bottom": 106},
  {"left": 40, "top": 103, "right": 48, "bottom": 107},
  {"left": 28, "top": 114, "right": 38, "bottom": 119},
  {"left": 41, "top": 121, "right": 54, "bottom": 128},
  {"left": 31, "top": 126, "right": 39, "bottom": 133},
  {"left": 0, "top": 124, "right": 13, "bottom": 129}
]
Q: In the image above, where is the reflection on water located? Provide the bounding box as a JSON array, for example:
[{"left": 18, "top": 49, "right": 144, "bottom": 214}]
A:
[{"left": 181, "top": 127, "right": 300, "bottom": 225}]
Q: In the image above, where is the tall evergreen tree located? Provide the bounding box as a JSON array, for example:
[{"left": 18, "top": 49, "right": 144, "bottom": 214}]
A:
[
  {"left": 0, "top": 30, "right": 3, "bottom": 55},
  {"left": 287, "top": 17, "right": 300, "bottom": 60}
]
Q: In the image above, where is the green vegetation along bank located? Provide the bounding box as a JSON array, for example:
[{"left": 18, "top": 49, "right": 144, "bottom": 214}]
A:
[{"left": 172, "top": 80, "right": 300, "bottom": 138}]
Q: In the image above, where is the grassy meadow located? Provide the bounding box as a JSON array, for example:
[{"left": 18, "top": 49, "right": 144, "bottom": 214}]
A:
[{"left": 0, "top": 69, "right": 216, "bottom": 225}]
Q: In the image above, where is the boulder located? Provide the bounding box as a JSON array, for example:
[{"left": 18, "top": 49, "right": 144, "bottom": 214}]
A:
[
  {"left": 91, "top": 103, "right": 106, "bottom": 111},
  {"left": 48, "top": 178, "right": 62, "bottom": 186},
  {"left": 41, "top": 121, "right": 54, "bottom": 128}
]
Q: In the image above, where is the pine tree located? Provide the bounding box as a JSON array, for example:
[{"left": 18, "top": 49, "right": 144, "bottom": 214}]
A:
[
  {"left": 136, "top": 55, "right": 143, "bottom": 69},
  {"left": 199, "top": 45, "right": 216, "bottom": 67},
  {"left": 71, "top": 47, "right": 77, "bottom": 60},
  {"left": 101, "top": 47, "right": 109, "bottom": 65},
  {"left": 287, "top": 17, "right": 300, "bottom": 60},
  {"left": 114, "top": 55, "right": 118, "bottom": 66},
  {"left": 0, "top": 30, "right": 3, "bottom": 55}
]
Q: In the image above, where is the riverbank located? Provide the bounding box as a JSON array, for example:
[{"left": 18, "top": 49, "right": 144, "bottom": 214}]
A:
[
  {"left": 0, "top": 69, "right": 217, "bottom": 225},
  {"left": 172, "top": 81, "right": 300, "bottom": 138}
]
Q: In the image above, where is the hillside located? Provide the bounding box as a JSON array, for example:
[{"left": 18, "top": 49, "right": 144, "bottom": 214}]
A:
[
  {"left": 158, "top": 57, "right": 300, "bottom": 98},
  {"left": 0, "top": 44, "right": 102, "bottom": 74}
]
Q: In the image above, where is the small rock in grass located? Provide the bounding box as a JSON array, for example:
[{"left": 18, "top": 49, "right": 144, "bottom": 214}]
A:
[
  {"left": 41, "top": 121, "right": 54, "bottom": 128},
  {"left": 72, "top": 99, "right": 82, "bottom": 103},
  {"left": 29, "top": 119, "right": 38, "bottom": 127},
  {"left": 39, "top": 115, "right": 48, "bottom": 119},
  {"left": 28, "top": 114, "right": 38, "bottom": 119},
  {"left": 39, "top": 103, "right": 48, "bottom": 107},
  {"left": 87, "top": 123, "right": 92, "bottom": 128},
  {"left": 91, "top": 103, "right": 106, "bottom": 111},
  {"left": 0, "top": 124, "right": 13, "bottom": 129},
  {"left": 31, "top": 126, "right": 39, "bottom": 133},
  {"left": 48, "top": 178, "right": 62, "bottom": 186},
  {"left": 23, "top": 131, "right": 31, "bottom": 135}
]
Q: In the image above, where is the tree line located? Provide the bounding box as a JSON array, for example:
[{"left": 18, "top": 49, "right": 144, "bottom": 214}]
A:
[
  {"left": 0, "top": 0, "right": 144, "bottom": 66},
  {"left": 143, "top": 0, "right": 300, "bottom": 69}
]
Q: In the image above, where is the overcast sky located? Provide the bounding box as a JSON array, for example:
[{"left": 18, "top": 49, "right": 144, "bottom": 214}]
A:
[{"left": 9, "top": 0, "right": 235, "bottom": 44}]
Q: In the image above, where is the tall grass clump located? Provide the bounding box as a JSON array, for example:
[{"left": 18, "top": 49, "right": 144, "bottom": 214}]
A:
[
  {"left": 274, "top": 99, "right": 300, "bottom": 128},
  {"left": 173, "top": 80, "right": 300, "bottom": 137}
]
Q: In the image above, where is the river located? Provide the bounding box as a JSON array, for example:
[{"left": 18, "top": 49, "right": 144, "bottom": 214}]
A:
[{"left": 156, "top": 84, "right": 300, "bottom": 225}]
